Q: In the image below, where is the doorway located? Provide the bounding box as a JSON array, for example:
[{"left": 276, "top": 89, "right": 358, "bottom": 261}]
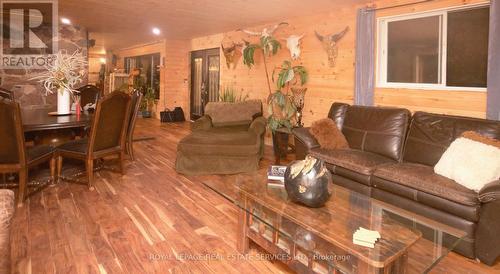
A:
[{"left": 190, "top": 48, "right": 220, "bottom": 120}]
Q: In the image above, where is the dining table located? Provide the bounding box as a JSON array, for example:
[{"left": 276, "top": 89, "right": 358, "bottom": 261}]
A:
[{"left": 22, "top": 108, "right": 93, "bottom": 146}]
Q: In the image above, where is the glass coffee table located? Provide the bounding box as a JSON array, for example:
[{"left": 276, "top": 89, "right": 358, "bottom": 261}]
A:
[{"left": 203, "top": 173, "right": 466, "bottom": 274}]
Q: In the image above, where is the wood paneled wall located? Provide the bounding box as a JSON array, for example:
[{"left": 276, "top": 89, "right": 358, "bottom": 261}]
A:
[{"left": 115, "top": 0, "right": 489, "bottom": 122}]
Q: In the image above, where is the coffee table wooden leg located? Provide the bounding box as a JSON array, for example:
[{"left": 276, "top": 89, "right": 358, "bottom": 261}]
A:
[{"left": 237, "top": 207, "right": 250, "bottom": 254}]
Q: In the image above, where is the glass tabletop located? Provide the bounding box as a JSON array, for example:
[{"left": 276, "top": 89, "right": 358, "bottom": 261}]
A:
[{"left": 202, "top": 173, "right": 466, "bottom": 274}]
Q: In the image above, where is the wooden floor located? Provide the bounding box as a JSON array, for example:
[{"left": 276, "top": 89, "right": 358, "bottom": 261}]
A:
[{"left": 8, "top": 119, "right": 500, "bottom": 274}]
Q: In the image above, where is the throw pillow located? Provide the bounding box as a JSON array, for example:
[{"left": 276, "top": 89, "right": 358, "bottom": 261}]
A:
[
  {"left": 310, "top": 118, "right": 349, "bottom": 150},
  {"left": 434, "top": 133, "right": 500, "bottom": 192}
]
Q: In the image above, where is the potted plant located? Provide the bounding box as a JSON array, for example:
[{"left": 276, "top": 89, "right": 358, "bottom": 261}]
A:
[
  {"left": 219, "top": 86, "right": 249, "bottom": 102},
  {"left": 140, "top": 87, "right": 157, "bottom": 118},
  {"left": 242, "top": 34, "right": 308, "bottom": 132},
  {"left": 268, "top": 60, "right": 308, "bottom": 131},
  {"left": 32, "top": 50, "right": 87, "bottom": 115}
]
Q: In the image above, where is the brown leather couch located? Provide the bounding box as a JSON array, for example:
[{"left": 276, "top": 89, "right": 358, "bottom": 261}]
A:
[{"left": 293, "top": 102, "right": 500, "bottom": 265}]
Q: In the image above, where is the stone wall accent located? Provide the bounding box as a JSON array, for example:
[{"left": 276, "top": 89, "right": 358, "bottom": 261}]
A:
[{"left": 0, "top": 25, "right": 88, "bottom": 109}]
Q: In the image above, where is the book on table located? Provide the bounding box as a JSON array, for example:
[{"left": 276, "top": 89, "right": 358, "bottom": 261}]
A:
[{"left": 267, "top": 165, "right": 287, "bottom": 185}]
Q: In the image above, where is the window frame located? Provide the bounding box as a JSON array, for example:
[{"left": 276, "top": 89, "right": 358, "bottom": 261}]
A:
[{"left": 376, "top": 3, "right": 489, "bottom": 92}]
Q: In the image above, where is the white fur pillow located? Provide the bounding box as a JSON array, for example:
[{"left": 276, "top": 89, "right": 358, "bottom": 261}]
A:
[{"left": 434, "top": 137, "right": 500, "bottom": 192}]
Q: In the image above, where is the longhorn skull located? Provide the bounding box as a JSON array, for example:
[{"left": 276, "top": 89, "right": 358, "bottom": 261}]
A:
[
  {"left": 283, "top": 34, "right": 305, "bottom": 60},
  {"left": 221, "top": 42, "right": 243, "bottom": 69},
  {"left": 315, "top": 26, "right": 349, "bottom": 67},
  {"left": 238, "top": 22, "right": 288, "bottom": 38}
]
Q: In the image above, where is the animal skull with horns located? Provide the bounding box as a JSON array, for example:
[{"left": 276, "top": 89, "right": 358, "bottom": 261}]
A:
[
  {"left": 221, "top": 42, "right": 244, "bottom": 69},
  {"left": 315, "top": 26, "right": 349, "bottom": 67},
  {"left": 238, "top": 22, "right": 288, "bottom": 38},
  {"left": 283, "top": 34, "right": 305, "bottom": 60}
]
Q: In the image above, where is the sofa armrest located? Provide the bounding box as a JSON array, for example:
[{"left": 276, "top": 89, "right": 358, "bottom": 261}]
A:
[
  {"left": 249, "top": 116, "right": 266, "bottom": 136},
  {"left": 292, "top": 127, "right": 320, "bottom": 150},
  {"left": 476, "top": 184, "right": 500, "bottom": 265},
  {"left": 192, "top": 115, "right": 212, "bottom": 131},
  {"left": 478, "top": 180, "right": 500, "bottom": 203}
]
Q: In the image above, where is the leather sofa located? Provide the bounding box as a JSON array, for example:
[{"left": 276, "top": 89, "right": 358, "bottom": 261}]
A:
[
  {"left": 175, "top": 100, "right": 266, "bottom": 175},
  {"left": 293, "top": 102, "right": 500, "bottom": 265}
]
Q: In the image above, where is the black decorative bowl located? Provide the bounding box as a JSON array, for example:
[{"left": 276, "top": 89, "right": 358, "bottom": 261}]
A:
[{"left": 284, "top": 156, "right": 332, "bottom": 208}]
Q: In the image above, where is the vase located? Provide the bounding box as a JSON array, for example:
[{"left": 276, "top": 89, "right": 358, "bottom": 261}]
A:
[
  {"left": 284, "top": 155, "right": 332, "bottom": 208},
  {"left": 57, "top": 88, "right": 71, "bottom": 115}
]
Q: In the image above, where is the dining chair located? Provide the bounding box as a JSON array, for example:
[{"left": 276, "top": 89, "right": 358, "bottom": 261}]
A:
[
  {"left": 77, "top": 84, "right": 101, "bottom": 109},
  {"left": 0, "top": 98, "right": 55, "bottom": 206},
  {"left": 126, "top": 89, "right": 143, "bottom": 161},
  {"left": 0, "top": 88, "right": 13, "bottom": 100},
  {"left": 56, "top": 91, "right": 132, "bottom": 189}
]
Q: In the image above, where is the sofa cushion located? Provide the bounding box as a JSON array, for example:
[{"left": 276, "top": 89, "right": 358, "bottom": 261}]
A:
[
  {"left": 341, "top": 105, "right": 411, "bottom": 161},
  {"left": 372, "top": 176, "right": 480, "bottom": 222},
  {"left": 403, "top": 112, "right": 500, "bottom": 166},
  {"left": 434, "top": 136, "right": 500, "bottom": 192},
  {"left": 204, "top": 100, "right": 262, "bottom": 127},
  {"left": 309, "top": 148, "right": 395, "bottom": 176},
  {"left": 310, "top": 118, "right": 349, "bottom": 150},
  {"left": 373, "top": 163, "right": 479, "bottom": 207},
  {"left": 178, "top": 129, "right": 260, "bottom": 156}
]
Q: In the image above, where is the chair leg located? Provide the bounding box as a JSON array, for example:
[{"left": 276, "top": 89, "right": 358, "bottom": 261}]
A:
[
  {"left": 128, "top": 142, "right": 135, "bottom": 161},
  {"left": 119, "top": 152, "right": 125, "bottom": 174},
  {"left": 56, "top": 156, "right": 63, "bottom": 183},
  {"left": 18, "top": 169, "right": 27, "bottom": 207},
  {"left": 86, "top": 160, "right": 94, "bottom": 190},
  {"left": 50, "top": 157, "right": 56, "bottom": 185}
]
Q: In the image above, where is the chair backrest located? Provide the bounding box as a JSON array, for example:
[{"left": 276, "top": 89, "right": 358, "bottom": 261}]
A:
[
  {"left": 0, "top": 99, "right": 26, "bottom": 166},
  {"left": 0, "top": 88, "right": 14, "bottom": 100},
  {"left": 77, "top": 85, "right": 101, "bottom": 107},
  {"left": 88, "top": 91, "right": 131, "bottom": 154},
  {"left": 127, "top": 90, "right": 143, "bottom": 143}
]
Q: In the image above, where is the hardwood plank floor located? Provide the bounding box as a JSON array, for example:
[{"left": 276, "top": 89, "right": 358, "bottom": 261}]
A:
[{"left": 8, "top": 118, "right": 500, "bottom": 273}]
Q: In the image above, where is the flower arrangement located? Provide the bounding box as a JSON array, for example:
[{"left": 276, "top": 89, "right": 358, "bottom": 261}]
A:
[{"left": 33, "top": 49, "right": 88, "bottom": 95}]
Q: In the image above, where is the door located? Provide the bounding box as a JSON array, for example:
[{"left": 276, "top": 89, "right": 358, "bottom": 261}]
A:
[{"left": 190, "top": 48, "right": 220, "bottom": 120}]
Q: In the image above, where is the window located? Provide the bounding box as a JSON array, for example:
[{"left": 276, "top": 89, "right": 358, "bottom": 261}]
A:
[
  {"left": 378, "top": 5, "right": 490, "bottom": 90},
  {"left": 124, "top": 53, "right": 161, "bottom": 99}
]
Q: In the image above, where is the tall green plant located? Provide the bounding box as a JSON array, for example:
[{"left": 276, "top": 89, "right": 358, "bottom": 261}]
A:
[
  {"left": 273, "top": 60, "right": 308, "bottom": 90},
  {"left": 241, "top": 35, "right": 308, "bottom": 132},
  {"left": 266, "top": 60, "right": 308, "bottom": 132},
  {"left": 243, "top": 36, "right": 281, "bottom": 95}
]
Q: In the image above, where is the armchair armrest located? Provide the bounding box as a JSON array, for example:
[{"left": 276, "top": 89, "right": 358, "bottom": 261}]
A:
[
  {"left": 192, "top": 115, "right": 212, "bottom": 131},
  {"left": 292, "top": 127, "right": 320, "bottom": 150},
  {"left": 249, "top": 116, "right": 266, "bottom": 136},
  {"left": 479, "top": 180, "right": 500, "bottom": 203}
]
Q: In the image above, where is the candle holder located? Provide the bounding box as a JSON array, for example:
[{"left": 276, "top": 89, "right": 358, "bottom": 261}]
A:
[{"left": 291, "top": 87, "right": 307, "bottom": 128}]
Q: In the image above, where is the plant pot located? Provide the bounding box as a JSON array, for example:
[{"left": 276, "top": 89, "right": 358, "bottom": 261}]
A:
[
  {"left": 57, "top": 88, "right": 72, "bottom": 115},
  {"left": 142, "top": 110, "right": 152, "bottom": 118}
]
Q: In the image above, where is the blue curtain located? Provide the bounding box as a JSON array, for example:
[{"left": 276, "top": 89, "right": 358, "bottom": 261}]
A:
[
  {"left": 487, "top": 0, "right": 500, "bottom": 120},
  {"left": 354, "top": 8, "right": 376, "bottom": 106}
]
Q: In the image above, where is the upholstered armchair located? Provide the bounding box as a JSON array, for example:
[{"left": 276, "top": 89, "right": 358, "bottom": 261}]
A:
[{"left": 175, "top": 100, "right": 266, "bottom": 175}]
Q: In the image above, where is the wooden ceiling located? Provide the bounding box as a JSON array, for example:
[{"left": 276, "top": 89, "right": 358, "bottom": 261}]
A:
[{"left": 59, "top": 0, "right": 363, "bottom": 52}]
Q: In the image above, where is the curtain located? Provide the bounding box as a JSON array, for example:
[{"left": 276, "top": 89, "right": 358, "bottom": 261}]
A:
[
  {"left": 487, "top": 0, "right": 500, "bottom": 120},
  {"left": 354, "top": 8, "right": 376, "bottom": 106}
]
